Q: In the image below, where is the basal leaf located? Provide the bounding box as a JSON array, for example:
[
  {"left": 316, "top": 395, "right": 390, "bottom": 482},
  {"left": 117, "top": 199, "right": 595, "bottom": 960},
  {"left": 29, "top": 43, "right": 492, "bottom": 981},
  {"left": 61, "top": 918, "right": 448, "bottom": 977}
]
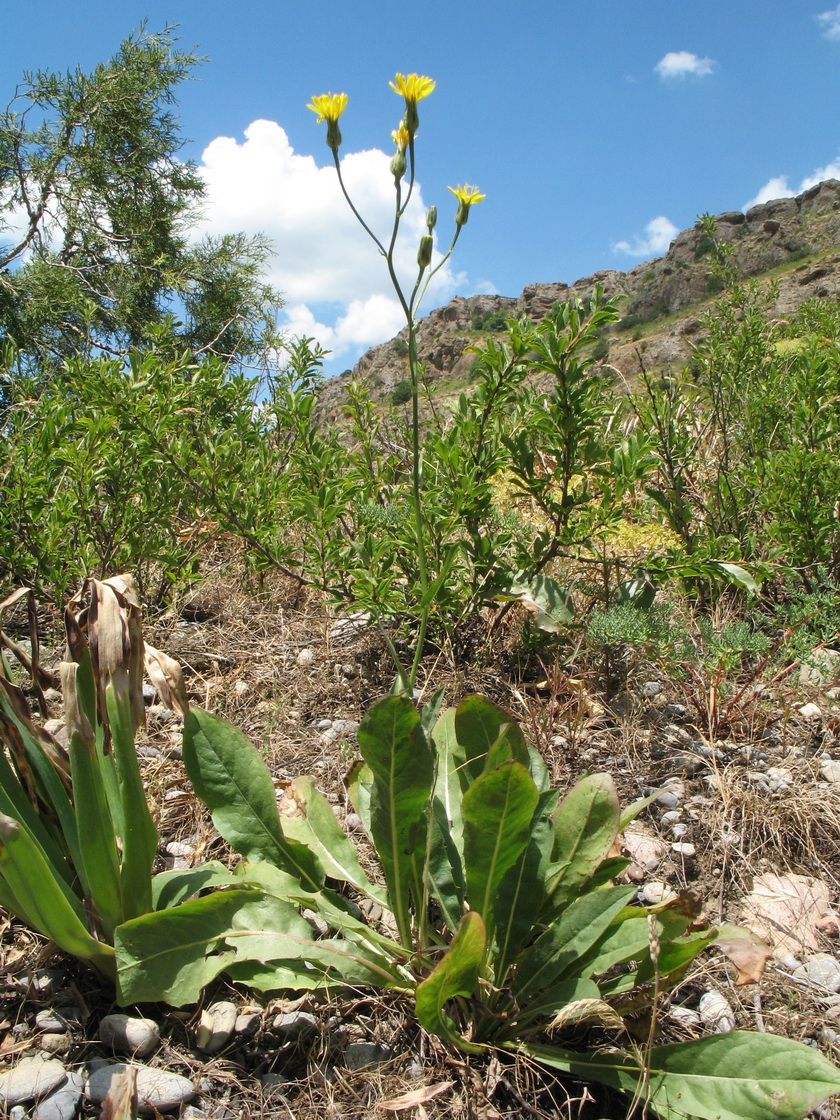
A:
[
  {"left": 546, "top": 773, "right": 620, "bottom": 906},
  {"left": 415, "top": 911, "right": 486, "bottom": 1053},
  {"left": 521, "top": 1032, "right": 840, "bottom": 1120}
]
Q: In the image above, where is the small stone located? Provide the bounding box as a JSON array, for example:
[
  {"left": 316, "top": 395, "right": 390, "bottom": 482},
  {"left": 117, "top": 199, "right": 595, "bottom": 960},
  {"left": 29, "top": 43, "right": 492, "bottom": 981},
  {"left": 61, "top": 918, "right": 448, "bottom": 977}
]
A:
[
  {"left": 698, "top": 991, "right": 736, "bottom": 1033},
  {"left": 345, "top": 812, "right": 364, "bottom": 833},
  {"left": 799, "top": 648, "right": 840, "bottom": 689},
  {"left": 196, "top": 1001, "right": 238, "bottom": 1055},
  {"left": 660, "top": 810, "right": 682, "bottom": 826},
  {"left": 320, "top": 728, "right": 339, "bottom": 743},
  {"left": 99, "top": 1014, "right": 161, "bottom": 1059},
  {"left": 43, "top": 688, "right": 62, "bottom": 704},
  {"left": 35, "top": 1012, "right": 68, "bottom": 1034},
  {"left": 233, "top": 680, "right": 251, "bottom": 697},
  {"left": 16, "top": 970, "right": 61, "bottom": 997},
  {"left": 316, "top": 719, "right": 333, "bottom": 731},
  {"left": 37, "top": 1035, "right": 71, "bottom": 1056},
  {"left": 638, "top": 882, "right": 676, "bottom": 905},
  {"left": 331, "top": 719, "right": 360, "bottom": 736},
  {"left": 142, "top": 681, "right": 156, "bottom": 703},
  {"left": 234, "top": 1013, "right": 260, "bottom": 1037},
  {"left": 672, "top": 823, "right": 688, "bottom": 838},
  {"left": 10, "top": 1107, "right": 26, "bottom": 1120},
  {"left": 165, "top": 841, "right": 195, "bottom": 861},
  {"left": 85, "top": 1063, "right": 195, "bottom": 1114},
  {"left": 671, "top": 842, "right": 696, "bottom": 858},
  {"left": 669, "top": 1006, "right": 701, "bottom": 1028},
  {"left": 666, "top": 754, "right": 705, "bottom": 778},
  {"left": 641, "top": 681, "right": 663, "bottom": 698},
  {"left": 33, "top": 1071, "right": 84, "bottom": 1120},
  {"left": 820, "top": 759, "right": 840, "bottom": 784},
  {"left": 344, "top": 1042, "right": 391, "bottom": 1071},
  {"left": 793, "top": 954, "right": 840, "bottom": 993},
  {"left": 272, "top": 1012, "right": 318, "bottom": 1041},
  {"left": 816, "top": 912, "right": 840, "bottom": 937},
  {"left": 0, "top": 1058, "right": 67, "bottom": 1106},
  {"left": 296, "top": 648, "right": 316, "bottom": 668},
  {"left": 798, "top": 702, "right": 822, "bottom": 722},
  {"left": 765, "top": 767, "right": 793, "bottom": 792},
  {"left": 655, "top": 791, "right": 680, "bottom": 810},
  {"left": 663, "top": 703, "right": 688, "bottom": 721},
  {"left": 181, "top": 1108, "right": 209, "bottom": 1120},
  {"left": 43, "top": 719, "right": 64, "bottom": 737},
  {"left": 147, "top": 704, "right": 175, "bottom": 726}
]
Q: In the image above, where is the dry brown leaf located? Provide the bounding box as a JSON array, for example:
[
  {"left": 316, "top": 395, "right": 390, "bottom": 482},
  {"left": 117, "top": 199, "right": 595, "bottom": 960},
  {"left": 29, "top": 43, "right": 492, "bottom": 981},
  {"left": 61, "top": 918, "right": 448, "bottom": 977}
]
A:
[
  {"left": 713, "top": 926, "right": 774, "bottom": 985},
  {"left": 381, "top": 1081, "right": 455, "bottom": 1111},
  {"left": 740, "top": 872, "right": 831, "bottom": 956},
  {"left": 100, "top": 1065, "right": 138, "bottom": 1120},
  {"left": 143, "top": 644, "right": 189, "bottom": 720}
]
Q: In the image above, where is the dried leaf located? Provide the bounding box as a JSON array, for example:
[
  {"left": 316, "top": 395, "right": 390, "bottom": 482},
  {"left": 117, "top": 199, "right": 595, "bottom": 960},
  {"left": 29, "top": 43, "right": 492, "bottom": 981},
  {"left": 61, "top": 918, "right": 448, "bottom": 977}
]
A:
[
  {"left": 100, "top": 1065, "right": 138, "bottom": 1120},
  {"left": 740, "top": 872, "right": 831, "bottom": 956},
  {"left": 381, "top": 1082, "right": 455, "bottom": 1111},
  {"left": 548, "top": 999, "right": 626, "bottom": 1033},
  {"left": 712, "top": 925, "right": 773, "bottom": 985},
  {"left": 143, "top": 644, "right": 189, "bottom": 720}
]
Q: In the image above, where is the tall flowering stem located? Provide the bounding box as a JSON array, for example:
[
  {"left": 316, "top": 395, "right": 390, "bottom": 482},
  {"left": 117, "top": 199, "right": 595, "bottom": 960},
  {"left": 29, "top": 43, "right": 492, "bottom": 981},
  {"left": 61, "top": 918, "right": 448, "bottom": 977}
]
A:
[{"left": 309, "top": 75, "right": 484, "bottom": 690}]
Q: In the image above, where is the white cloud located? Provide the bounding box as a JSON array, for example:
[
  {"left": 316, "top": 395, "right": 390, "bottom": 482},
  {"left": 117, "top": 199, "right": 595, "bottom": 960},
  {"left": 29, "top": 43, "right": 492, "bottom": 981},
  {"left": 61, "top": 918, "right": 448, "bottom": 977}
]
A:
[
  {"left": 817, "top": 4, "right": 840, "bottom": 39},
  {"left": 654, "top": 51, "right": 716, "bottom": 80},
  {"left": 196, "top": 119, "right": 466, "bottom": 366},
  {"left": 613, "top": 215, "right": 680, "bottom": 258},
  {"left": 743, "top": 159, "right": 840, "bottom": 210}
]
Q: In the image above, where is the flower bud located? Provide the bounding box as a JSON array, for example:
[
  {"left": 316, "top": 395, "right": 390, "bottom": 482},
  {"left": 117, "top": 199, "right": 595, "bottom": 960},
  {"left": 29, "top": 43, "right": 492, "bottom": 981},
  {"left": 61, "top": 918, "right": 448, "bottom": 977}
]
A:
[
  {"left": 417, "top": 235, "right": 433, "bottom": 270},
  {"left": 426, "top": 206, "right": 437, "bottom": 232},
  {"left": 405, "top": 102, "right": 420, "bottom": 135},
  {"left": 326, "top": 120, "right": 342, "bottom": 151},
  {"left": 390, "top": 150, "right": 407, "bottom": 180}
]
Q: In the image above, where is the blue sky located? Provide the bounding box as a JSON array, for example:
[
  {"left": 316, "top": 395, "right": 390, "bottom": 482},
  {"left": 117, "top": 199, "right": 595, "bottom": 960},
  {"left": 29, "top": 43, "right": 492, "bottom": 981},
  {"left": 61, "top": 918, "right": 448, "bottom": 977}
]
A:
[{"left": 4, "top": 1, "right": 840, "bottom": 373}]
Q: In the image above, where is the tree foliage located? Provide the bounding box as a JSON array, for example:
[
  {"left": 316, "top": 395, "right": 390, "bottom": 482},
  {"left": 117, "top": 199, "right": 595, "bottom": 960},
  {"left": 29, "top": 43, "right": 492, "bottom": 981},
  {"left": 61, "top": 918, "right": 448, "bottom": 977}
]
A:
[{"left": 0, "top": 24, "right": 282, "bottom": 371}]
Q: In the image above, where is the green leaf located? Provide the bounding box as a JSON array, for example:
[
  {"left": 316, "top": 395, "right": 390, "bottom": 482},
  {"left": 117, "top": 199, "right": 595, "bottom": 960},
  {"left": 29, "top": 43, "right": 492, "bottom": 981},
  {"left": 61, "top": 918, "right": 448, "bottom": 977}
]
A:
[
  {"left": 357, "top": 695, "right": 435, "bottom": 946},
  {"left": 415, "top": 911, "right": 486, "bottom": 1053},
  {"left": 425, "top": 797, "right": 466, "bottom": 934},
  {"left": 492, "top": 572, "right": 574, "bottom": 633},
  {"left": 151, "top": 862, "right": 237, "bottom": 910},
  {"left": 513, "top": 885, "right": 636, "bottom": 1008},
  {"left": 521, "top": 1032, "right": 840, "bottom": 1120},
  {"left": 182, "top": 707, "right": 323, "bottom": 891},
  {"left": 546, "top": 773, "right": 620, "bottom": 906},
  {"left": 344, "top": 759, "right": 373, "bottom": 838},
  {"left": 462, "top": 761, "right": 539, "bottom": 936},
  {"left": 115, "top": 887, "right": 315, "bottom": 1005},
  {"left": 712, "top": 561, "right": 760, "bottom": 595},
  {"left": 454, "top": 695, "right": 530, "bottom": 785},
  {"left": 279, "top": 776, "right": 387, "bottom": 905}
]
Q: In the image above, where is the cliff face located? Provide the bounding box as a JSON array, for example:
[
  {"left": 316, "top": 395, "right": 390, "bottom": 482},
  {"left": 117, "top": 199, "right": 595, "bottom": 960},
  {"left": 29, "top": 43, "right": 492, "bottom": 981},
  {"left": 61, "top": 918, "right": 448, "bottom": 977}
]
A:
[{"left": 317, "top": 180, "right": 840, "bottom": 419}]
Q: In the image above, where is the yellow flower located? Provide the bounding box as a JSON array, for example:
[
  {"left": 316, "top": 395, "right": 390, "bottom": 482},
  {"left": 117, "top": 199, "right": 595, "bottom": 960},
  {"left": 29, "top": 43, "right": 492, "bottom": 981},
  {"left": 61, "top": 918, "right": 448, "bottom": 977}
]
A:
[
  {"left": 389, "top": 73, "right": 436, "bottom": 105},
  {"left": 448, "top": 183, "right": 486, "bottom": 226},
  {"left": 391, "top": 124, "right": 410, "bottom": 152},
  {"left": 306, "top": 92, "right": 348, "bottom": 123}
]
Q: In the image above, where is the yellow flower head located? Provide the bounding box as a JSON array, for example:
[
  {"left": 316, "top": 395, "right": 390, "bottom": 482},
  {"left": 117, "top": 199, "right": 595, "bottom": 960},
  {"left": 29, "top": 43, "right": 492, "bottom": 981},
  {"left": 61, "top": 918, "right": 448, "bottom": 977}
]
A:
[
  {"left": 448, "top": 183, "right": 486, "bottom": 227},
  {"left": 390, "top": 73, "right": 435, "bottom": 134},
  {"left": 391, "top": 124, "right": 410, "bottom": 153},
  {"left": 306, "top": 92, "right": 348, "bottom": 124},
  {"left": 389, "top": 73, "right": 436, "bottom": 105}
]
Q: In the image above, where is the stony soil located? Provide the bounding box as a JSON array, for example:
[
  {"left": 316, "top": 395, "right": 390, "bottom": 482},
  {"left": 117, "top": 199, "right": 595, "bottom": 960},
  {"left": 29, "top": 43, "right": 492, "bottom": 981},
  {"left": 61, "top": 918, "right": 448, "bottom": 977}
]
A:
[{"left": 2, "top": 562, "right": 840, "bottom": 1120}]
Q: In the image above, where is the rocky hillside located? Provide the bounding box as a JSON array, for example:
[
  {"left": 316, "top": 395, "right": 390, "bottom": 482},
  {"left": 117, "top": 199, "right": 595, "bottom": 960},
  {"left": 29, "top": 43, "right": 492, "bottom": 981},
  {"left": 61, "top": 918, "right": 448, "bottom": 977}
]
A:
[{"left": 318, "top": 179, "right": 840, "bottom": 420}]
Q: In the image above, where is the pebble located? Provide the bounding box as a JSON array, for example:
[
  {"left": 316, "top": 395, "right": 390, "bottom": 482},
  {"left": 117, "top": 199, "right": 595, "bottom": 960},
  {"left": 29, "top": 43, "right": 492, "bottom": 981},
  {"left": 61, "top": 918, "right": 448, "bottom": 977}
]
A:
[
  {"left": 671, "top": 842, "right": 696, "bottom": 858},
  {"left": 234, "top": 1013, "right": 260, "bottom": 1038},
  {"left": 666, "top": 753, "right": 705, "bottom": 778},
  {"left": 798, "top": 702, "right": 823, "bottom": 722},
  {"left": 85, "top": 1062, "right": 195, "bottom": 1114},
  {"left": 99, "top": 1015, "right": 161, "bottom": 1059},
  {"left": 272, "top": 1012, "right": 318, "bottom": 1041},
  {"left": 43, "top": 719, "right": 65, "bottom": 738},
  {"left": 655, "top": 791, "right": 680, "bottom": 810},
  {"left": 765, "top": 767, "right": 793, "bottom": 792},
  {"left": 316, "top": 718, "right": 333, "bottom": 730},
  {"left": 344, "top": 1042, "right": 392, "bottom": 1071},
  {"left": 10, "top": 1107, "right": 26, "bottom": 1120},
  {"left": 14, "top": 970, "right": 62, "bottom": 997},
  {"left": 698, "top": 991, "right": 736, "bottom": 1033},
  {"left": 33, "top": 1071, "right": 84, "bottom": 1120},
  {"left": 142, "top": 681, "right": 156, "bottom": 703},
  {"left": 345, "top": 812, "right": 364, "bottom": 833},
  {"left": 37, "top": 1035, "right": 71, "bottom": 1056},
  {"left": 35, "top": 1012, "right": 68, "bottom": 1034},
  {"left": 793, "top": 954, "right": 840, "bottom": 993},
  {"left": 641, "top": 681, "right": 663, "bottom": 698},
  {"left": 233, "top": 680, "right": 251, "bottom": 697},
  {"left": 331, "top": 719, "right": 360, "bottom": 736},
  {"left": 43, "top": 688, "right": 62, "bottom": 704},
  {"left": 296, "top": 648, "right": 316, "bottom": 668},
  {"left": 0, "top": 1058, "right": 68, "bottom": 1106},
  {"left": 672, "top": 823, "right": 688, "bottom": 838},
  {"left": 660, "top": 810, "right": 682, "bottom": 826},
  {"left": 669, "top": 1006, "right": 702, "bottom": 1028},
  {"left": 663, "top": 704, "right": 688, "bottom": 721},
  {"left": 196, "top": 1001, "right": 238, "bottom": 1055},
  {"left": 820, "top": 759, "right": 840, "bottom": 784},
  {"left": 638, "top": 881, "right": 676, "bottom": 905}
]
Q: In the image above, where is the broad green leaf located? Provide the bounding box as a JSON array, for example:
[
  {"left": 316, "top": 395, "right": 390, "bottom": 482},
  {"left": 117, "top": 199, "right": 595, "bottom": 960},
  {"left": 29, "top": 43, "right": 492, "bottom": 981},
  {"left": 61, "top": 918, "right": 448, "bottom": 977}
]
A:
[
  {"left": 506, "top": 977, "right": 600, "bottom": 1031},
  {"left": 425, "top": 797, "right": 466, "bottom": 933},
  {"left": 462, "top": 761, "right": 538, "bottom": 936},
  {"left": 600, "top": 928, "right": 717, "bottom": 997},
  {"left": 454, "top": 695, "right": 530, "bottom": 785},
  {"left": 67, "top": 728, "right": 122, "bottom": 938},
  {"left": 278, "top": 776, "right": 387, "bottom": 905},
  {"left": 493, "top": 789, "right": 559, "bottom": 984},
  {"left": 0, "top": 813, "right": 115, "bottom": 979},
  {"left": 416, "top": 911, "right": 486, "bottom": 1053},
  {"left": 151, "top": 862, "right": 237, "bottom": 910},
  {"left": 182, "top": 707, "right": 323, "bottom": 891},
  {"left": 521, "top": 1032, "right": 840, "bottom": 1120},
  {"left": 357, "top": 695, "right": 435, "bottom": 946},
  {"left": 116, "top": 888, "right": 315, "bottom": 1004},
  {"left": 344, "top": 759, "right": 373, "bottom": 838},
  {"left": 712, "top": 561, "right": 760, "bottom": 595},
  {"left": 513, "top": 885, "right": 636, "bottom": 1005},
  {"left": 0, "top": 724, "right": 72, "bottom": 883},
  {"left": 431, "top": 708, "right": 465, "bottom": 855},
  {"left": 546, "top": 773, "right": 621, "bottom": 906},
  {"left": 491, "top": 572, "right": 574, "bottom": 633}
]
